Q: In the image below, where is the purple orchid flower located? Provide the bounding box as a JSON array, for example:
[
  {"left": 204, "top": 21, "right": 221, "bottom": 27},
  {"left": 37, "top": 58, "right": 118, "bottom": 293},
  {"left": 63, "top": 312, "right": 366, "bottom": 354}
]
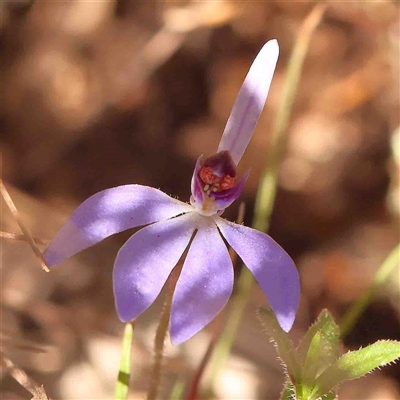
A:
[{"left": 43, "top": 39, "right": 300, "bottom": 344}]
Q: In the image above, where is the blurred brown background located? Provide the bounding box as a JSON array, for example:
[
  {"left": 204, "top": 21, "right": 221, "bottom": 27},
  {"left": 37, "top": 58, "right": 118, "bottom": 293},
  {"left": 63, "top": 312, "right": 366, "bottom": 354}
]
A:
[{"left": 1, "top": 1, "right": 399, "bottom": 399}]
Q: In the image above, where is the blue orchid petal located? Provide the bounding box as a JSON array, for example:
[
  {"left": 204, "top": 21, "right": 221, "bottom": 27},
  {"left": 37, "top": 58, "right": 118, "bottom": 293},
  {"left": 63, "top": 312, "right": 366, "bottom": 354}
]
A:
[
  {"left": 217, "top": 40, "right": 279, "bottom": 165},
  {"left": 170, "top": 217, "right": 233, "bottom": 344},
  {"left": 113, "top": 213, "right": 197, "bottom": 322},
  {"left": 215, "top": 217, "right": 300, "bottom": 332},
  {"left": 43, "top": 185, "right": 192, "bottom": 267}
]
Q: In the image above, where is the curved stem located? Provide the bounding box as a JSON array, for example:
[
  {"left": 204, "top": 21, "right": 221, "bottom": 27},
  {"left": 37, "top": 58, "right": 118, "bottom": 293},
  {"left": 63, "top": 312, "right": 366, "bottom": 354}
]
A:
[{"left": 340, "top": 243, "right": 400, "bottom": 338}]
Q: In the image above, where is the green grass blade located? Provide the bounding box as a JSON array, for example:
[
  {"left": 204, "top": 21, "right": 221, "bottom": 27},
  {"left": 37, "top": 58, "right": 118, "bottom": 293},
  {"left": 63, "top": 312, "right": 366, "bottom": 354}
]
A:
[{"left": 114, "top": 322, "right": 135, "bottom": 400}]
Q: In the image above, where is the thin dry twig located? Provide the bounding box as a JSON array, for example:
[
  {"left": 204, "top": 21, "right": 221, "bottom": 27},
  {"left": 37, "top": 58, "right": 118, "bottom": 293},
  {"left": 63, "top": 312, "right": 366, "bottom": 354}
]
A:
[
  {"left": 0, "top": 330, "right": 48, "bottom": 354},
  {"left": 0, "top": 230, "right": 50, "bottom": 246},
  {"left": 0, "top": 351, "right": 50, "bottom": 400},
  {"left": 0, "top": 179, "right": 50, "bottom": 272}
]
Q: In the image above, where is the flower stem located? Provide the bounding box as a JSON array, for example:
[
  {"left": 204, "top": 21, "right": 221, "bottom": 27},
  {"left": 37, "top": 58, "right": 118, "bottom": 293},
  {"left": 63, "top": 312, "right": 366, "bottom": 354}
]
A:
[
  {"left": 147, "top": 271, "right": 178, "bottom": 400},
  {"left": 114, "top": 321, "right": 135, "bottom": 400},
  {"left": 339, "top": 243, "right": 400, "bottom": 338},
  {"left": 205, "top": 3, "right": 327, "bottom": 393}
]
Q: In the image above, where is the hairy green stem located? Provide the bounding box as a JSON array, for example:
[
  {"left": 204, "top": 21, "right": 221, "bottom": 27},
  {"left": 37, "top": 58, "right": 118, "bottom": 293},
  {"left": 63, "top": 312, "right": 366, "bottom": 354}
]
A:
[
  {"left": 147, "top": 276, "right": 177, "bottom": 400},
  {"left": 114, "top": 321, "right": 135, "bottom": 400},
  {"left": 205, "top": 3, "right": 327, "bottom": 393},
  {"left": 340, "top": 243, "right": 400, "bottom": 338}
]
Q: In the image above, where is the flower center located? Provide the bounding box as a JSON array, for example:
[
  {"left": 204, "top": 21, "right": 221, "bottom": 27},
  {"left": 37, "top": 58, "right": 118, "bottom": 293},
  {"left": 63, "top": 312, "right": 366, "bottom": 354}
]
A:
[
  {"left": 199, "top": 166, "right": 235, "bottom": 194},
  {"left": 198, "top": 151, "right": 236, "bottom": 195}
]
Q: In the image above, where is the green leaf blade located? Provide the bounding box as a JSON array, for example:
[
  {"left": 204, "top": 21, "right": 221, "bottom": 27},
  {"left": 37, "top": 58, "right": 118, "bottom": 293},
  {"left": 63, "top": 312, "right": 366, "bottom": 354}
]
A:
[
  {"left": 258, "top": 308, "right": 301, "bottom": 383},
  {"left": 334, "top": 340, "right": 400, "bottom": 379},
  {"left": 300, "top": 331, "right": 322, "bottom": 399},
  {"left": 297, "top": 310, "right": 340, "bottom": 367},
  {"left": 315, "top": 340, "right": 400, "bottom": 396}
]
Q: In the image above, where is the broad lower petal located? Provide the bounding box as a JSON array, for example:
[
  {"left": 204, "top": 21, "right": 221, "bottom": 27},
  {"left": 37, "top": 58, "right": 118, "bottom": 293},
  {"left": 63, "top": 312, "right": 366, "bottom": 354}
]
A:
[
  {"left": 215, "top": 218, "right": 299, "bottom": 332},
  {"left": 217, "top": 40, "right": 279, "bottom": 165},
  {"left": 170, "top": 218, "right": 233, "bottom": 344},
  {"left": 113, "top": 212, "right": 197, "bottom": 322},
  {"left": 44, "top": 185, "right": 193, "bottom": 267}
]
